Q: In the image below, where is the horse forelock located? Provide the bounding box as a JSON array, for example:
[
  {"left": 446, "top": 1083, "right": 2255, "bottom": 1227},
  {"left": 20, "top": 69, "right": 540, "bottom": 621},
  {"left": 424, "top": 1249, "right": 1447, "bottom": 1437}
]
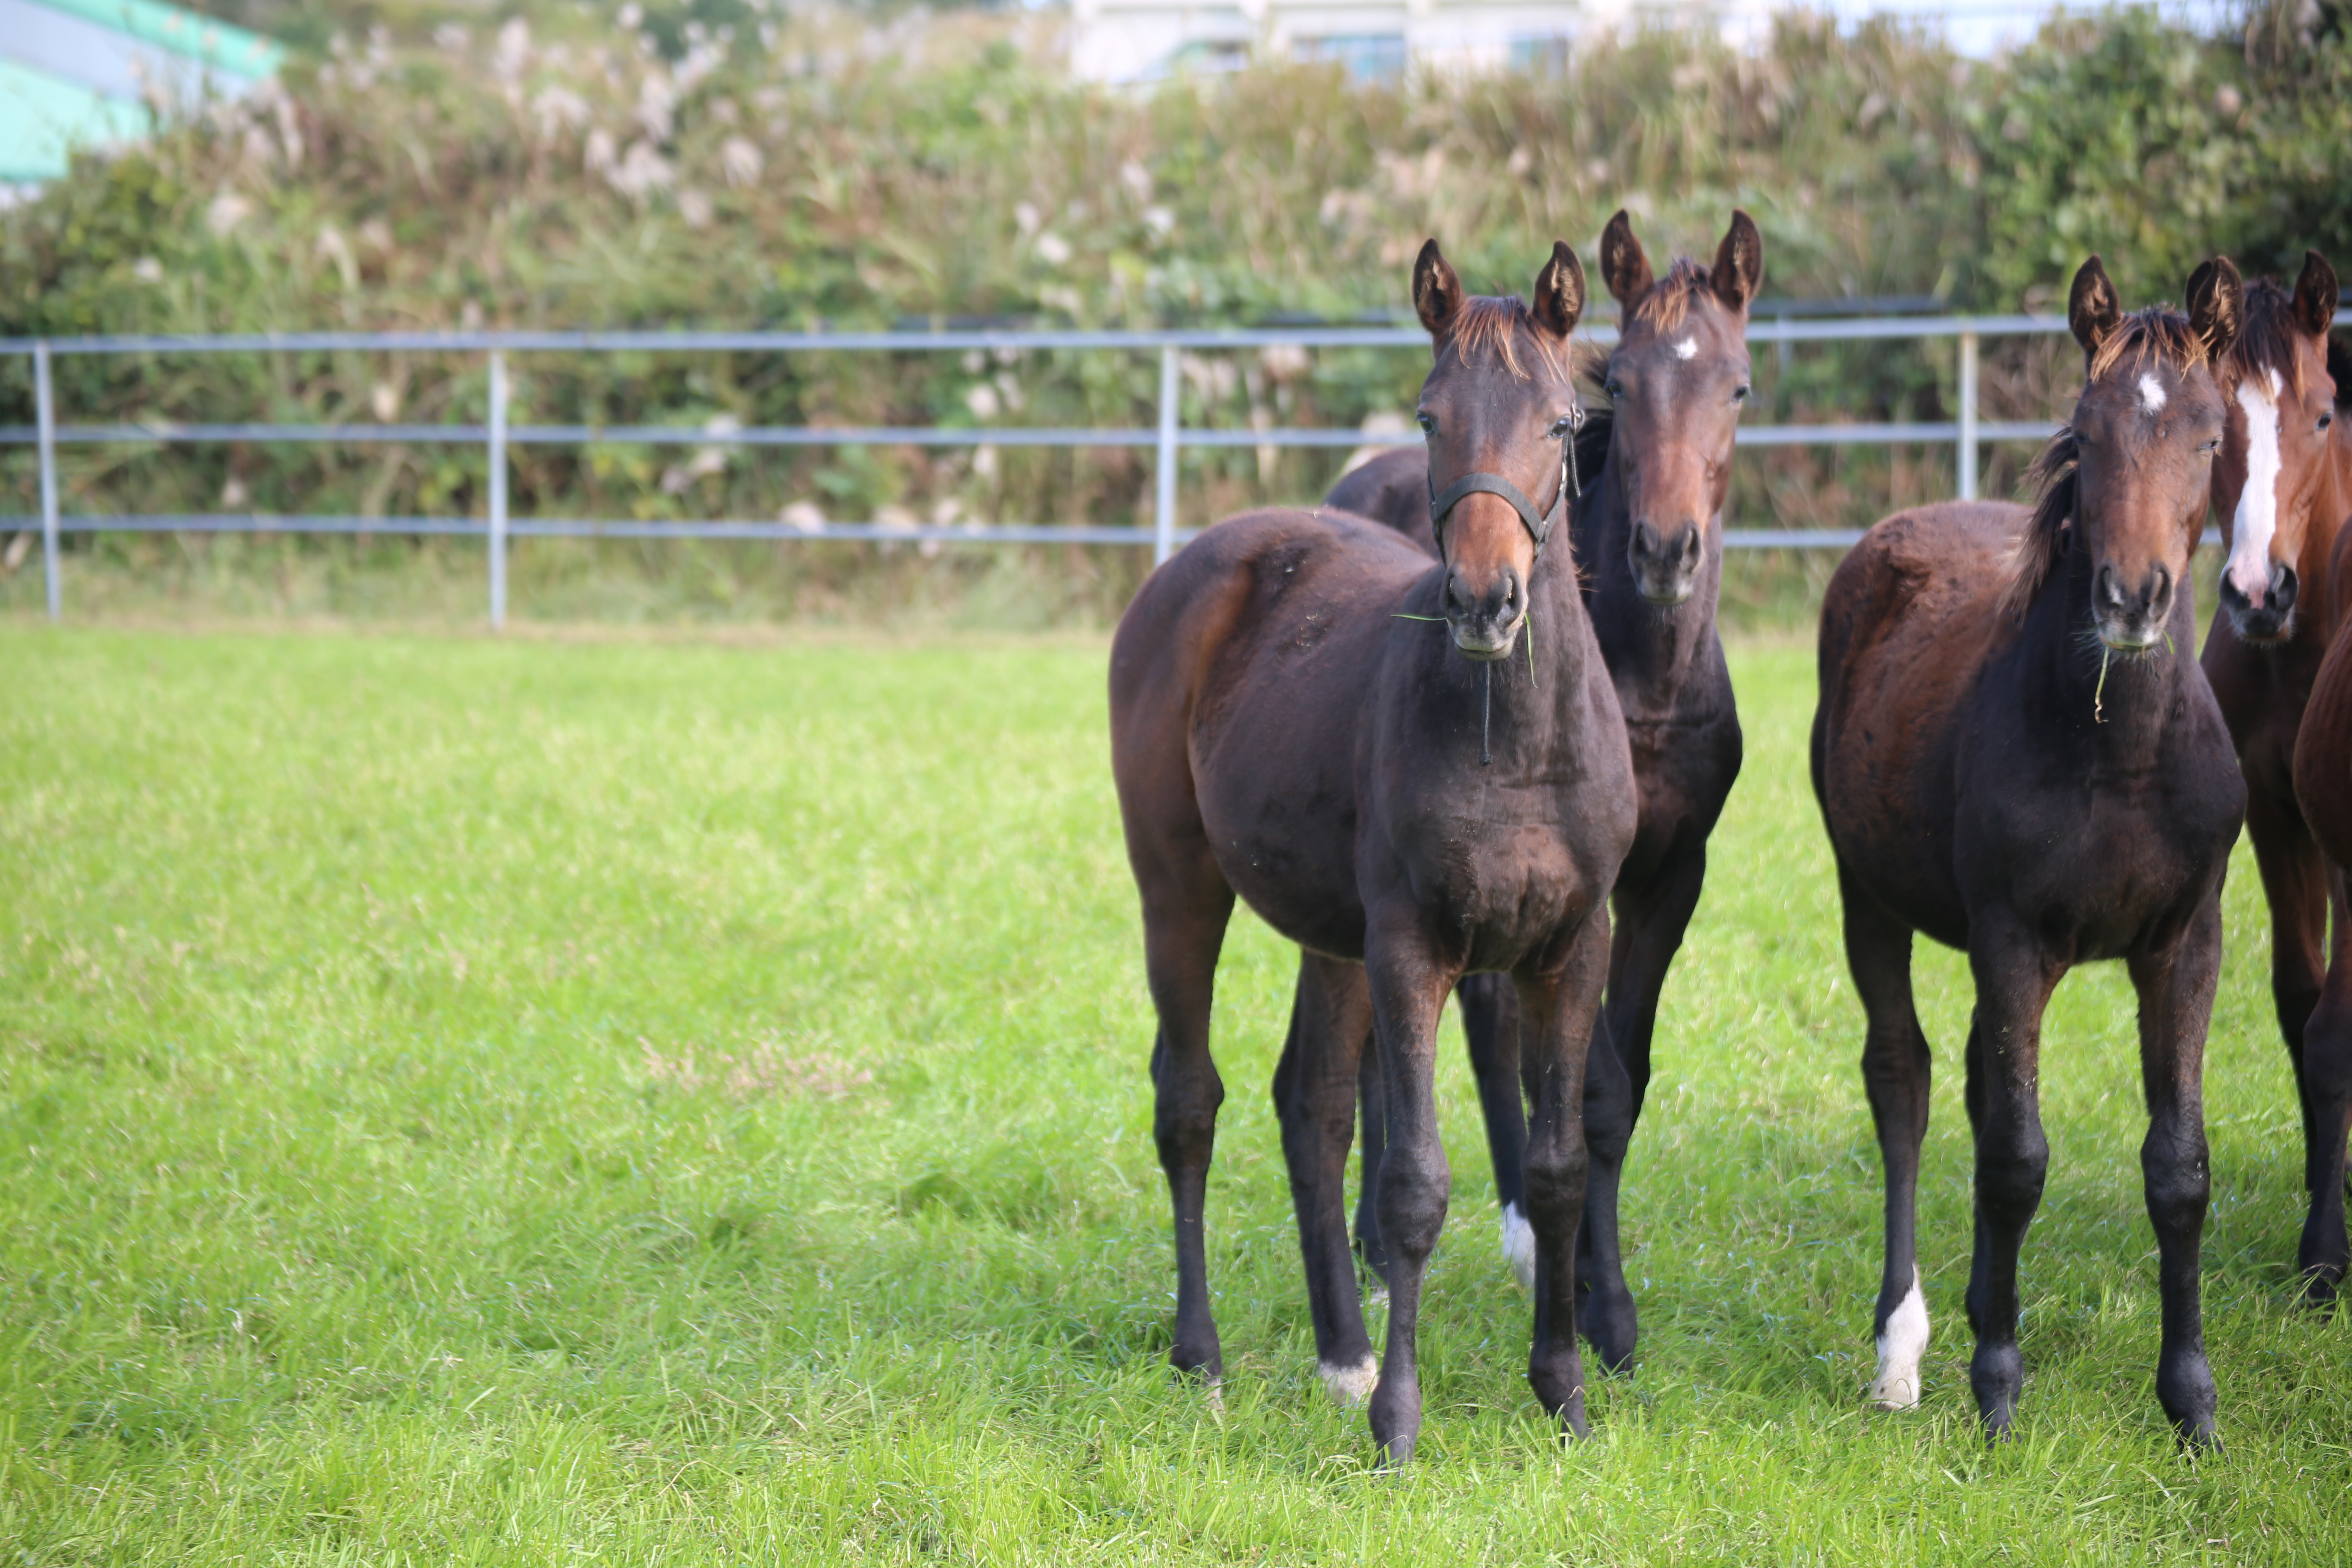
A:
[
  {"left": 1445, "top": 294, "right": 1570, "bottom": 383},
  {"left": 1628, "top": 257, "right": 1716, "bottom": 334},
  {"left": 2085, "top": 305, "right": 2208, "bottom": 384},
  {"left": 2227, "top": 277, "right": 2312, "bottom": 400},
  {"left": 2000, "top": 426, "right": 2081, "bottom": 621}
]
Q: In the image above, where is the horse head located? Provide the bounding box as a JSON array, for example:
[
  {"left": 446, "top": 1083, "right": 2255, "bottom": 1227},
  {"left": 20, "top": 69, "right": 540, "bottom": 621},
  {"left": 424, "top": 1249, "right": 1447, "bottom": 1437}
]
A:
[{"left": 1411, "top": 238, "right": 1586, "bottom": 660}]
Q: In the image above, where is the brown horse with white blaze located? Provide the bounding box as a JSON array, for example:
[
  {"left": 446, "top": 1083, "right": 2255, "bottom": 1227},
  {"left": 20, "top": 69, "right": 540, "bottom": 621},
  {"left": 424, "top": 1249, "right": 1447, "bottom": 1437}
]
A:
[
  {"left": 2198, "top": 249, "right": 2352, "bottom": 1300},
  {"left": 1813, "top": 255, "right": 2246, "bottom": 1444},
  {"left": 1110, "top": 240, "right": 1637, "bottom": 1463}
]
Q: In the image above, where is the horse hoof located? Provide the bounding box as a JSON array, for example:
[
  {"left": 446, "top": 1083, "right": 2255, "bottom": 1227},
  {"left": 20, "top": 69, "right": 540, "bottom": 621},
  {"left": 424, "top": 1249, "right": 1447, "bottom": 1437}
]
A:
[
  {"left": 1318, "top": 1354, "right": 1380, "bottom": 1408},
  {"left": 1500, "top": 1203, "right": 1536, "bottom": 1293}
]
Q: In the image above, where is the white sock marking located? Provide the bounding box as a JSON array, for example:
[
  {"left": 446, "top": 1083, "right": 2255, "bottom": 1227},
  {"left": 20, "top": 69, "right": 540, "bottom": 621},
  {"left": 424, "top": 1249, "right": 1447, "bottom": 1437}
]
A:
[
  {"left": 1673, "top": 336, "right": 1698, "bottom": 361},
  {"left": 1501, "top": 1202, "right": 1537, "bottom": 1292},
  {"left": 2228, "top": 371, "right": 2283, "bottom": 604},
  {"left": 2137, "top": 372, "right": 2167, "bottom": 413},
  {"left": 1317, "top": 1353, "right": 1380, "bottom": 1407},
  {"left": 1868, "top": 1270, "right": 1931, "bottom": 1410}
]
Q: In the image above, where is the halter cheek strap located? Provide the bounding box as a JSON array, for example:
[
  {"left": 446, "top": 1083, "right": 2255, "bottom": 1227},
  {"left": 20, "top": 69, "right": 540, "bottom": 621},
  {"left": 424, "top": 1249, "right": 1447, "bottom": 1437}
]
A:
[{"left": 1426, "top": 403, "right": 1585, "bottom": 557}]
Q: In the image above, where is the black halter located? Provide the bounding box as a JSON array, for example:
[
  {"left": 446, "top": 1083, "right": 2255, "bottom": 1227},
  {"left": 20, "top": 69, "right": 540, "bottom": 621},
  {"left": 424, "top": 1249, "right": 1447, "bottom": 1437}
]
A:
[{"left": 1425, "top": 401, "right": 1585, "bottom": 559}]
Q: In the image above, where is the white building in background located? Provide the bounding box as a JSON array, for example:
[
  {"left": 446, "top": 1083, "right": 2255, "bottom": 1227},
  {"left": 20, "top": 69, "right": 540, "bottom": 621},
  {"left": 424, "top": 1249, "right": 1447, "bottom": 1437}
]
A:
[{"left": 1066, "top": 0, "right": 1775, "bottom": 82}]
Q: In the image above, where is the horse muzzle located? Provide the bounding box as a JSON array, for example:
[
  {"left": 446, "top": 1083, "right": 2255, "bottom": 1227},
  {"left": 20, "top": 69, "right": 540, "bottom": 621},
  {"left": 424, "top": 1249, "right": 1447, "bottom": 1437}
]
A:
[
  {"left": 2092, "top": 561, "right": 2176, "bottom": 652},
  {"left": 1629, "top": 519, "right": 1702, "bottom": 606},
  {"left": 2219, "top": 559, "right": 2298, "bottom": 644},
  {"left": 1445, "top": 565, "right": 1525, "bottom": 661}
]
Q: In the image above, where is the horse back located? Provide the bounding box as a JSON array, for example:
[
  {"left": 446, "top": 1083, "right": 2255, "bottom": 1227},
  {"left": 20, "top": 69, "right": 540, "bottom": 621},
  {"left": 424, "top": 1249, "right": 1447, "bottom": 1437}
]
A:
[
  {"left": 1324, "top": 447, "right": 1437, "bottom": 553},
  {"left": 1813, "top": 502, "right": 2023, "bottom": 942}
]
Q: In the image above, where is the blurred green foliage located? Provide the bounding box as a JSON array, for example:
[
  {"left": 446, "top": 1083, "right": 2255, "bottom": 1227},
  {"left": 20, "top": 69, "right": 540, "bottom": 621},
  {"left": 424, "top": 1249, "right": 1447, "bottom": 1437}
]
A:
[{"left": 7, "top": 2, "right": 2352, "bottom": 623}]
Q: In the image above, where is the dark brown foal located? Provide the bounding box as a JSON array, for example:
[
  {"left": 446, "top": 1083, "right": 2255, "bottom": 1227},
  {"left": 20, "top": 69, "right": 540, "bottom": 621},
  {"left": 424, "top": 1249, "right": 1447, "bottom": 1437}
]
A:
[
  {"left": 2290, "top": 519, "right": 2352, "bottom": 1297},
  {"left": 1111, "top": 241, "right": 1637, "bottom": 1463},
  {"left": 1325, "top": 212, "right": 1755, "bottom": 1373},
  {"left": 2198, "top": 251, "right": 2352, "bottom": 1300},
  {"left": 1813, "top": 256, "right": 2246, "bottom": 1444}
]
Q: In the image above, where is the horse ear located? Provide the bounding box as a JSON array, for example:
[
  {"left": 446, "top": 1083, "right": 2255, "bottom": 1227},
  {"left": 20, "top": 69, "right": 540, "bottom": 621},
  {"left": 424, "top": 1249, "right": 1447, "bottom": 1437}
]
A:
[
  {"left": 2067, "top": 255, "right": 2123, "bottom": 359},
  {"left": 2187, "top": 255, "right": 2244, "bottom": 361},
  {"left": 2293, "top": 249, "right": 2339, "bottom": 340},
  {"left": 1414, "top": 238, "right": 1465, "bottom": 340},
  {"left": 1711, "top": 209, "right": 1764, "bottom": 312},
  {"left": 1531, "top": 241, "right": 1586, "bottom": 340},
  {"left": 1599, "top": 210, "right": 1652, "bottom": 310}
]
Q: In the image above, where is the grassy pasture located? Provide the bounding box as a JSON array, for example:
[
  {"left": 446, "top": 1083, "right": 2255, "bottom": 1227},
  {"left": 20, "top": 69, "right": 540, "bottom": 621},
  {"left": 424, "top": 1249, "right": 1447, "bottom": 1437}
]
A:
[{"left": 0, "top": 623, "right": 2346, "bottom": 1564}]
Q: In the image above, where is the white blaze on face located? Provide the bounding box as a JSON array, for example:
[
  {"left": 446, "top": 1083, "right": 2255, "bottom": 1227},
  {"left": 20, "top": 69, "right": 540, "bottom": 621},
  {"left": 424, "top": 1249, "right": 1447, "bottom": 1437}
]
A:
[
  {"left": 1673, "top": 337, "right": 1698, "bottom": 361},
  {"left": 2229, "top": 368, "right": 2285, "bottom": 605},
  {"left": 2137, "top": 373, "right": 2167, "bottom": 413},
  {"left": 1867, "top": 1268, "right": 1931, "bottom": 1410}
]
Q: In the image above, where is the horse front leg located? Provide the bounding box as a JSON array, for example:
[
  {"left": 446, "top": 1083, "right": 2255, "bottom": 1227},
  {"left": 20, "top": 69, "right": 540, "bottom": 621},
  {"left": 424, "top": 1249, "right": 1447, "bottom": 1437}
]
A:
[
  {"left": 1519, "top": 906, "right": 1612, "bottom": 1441},
  {"left": 1361, "top": 915, "right": 1459, "bottom": 1466},
  {"left": 1962, "top": 909, "right": 2062, "bottom": 1441},
  {"left": 1272, "top": 953, "right": 1381, "bottom": 1405},
  {"left": 1577, "top": 841, "right": 1707, "bottom": 1374},
  {"left": 2128, "top": 891, "right": 2225, "bottom": 1446},
  {"left": 2298, "top": 865, "right": 2352, "bottom": 1304}
]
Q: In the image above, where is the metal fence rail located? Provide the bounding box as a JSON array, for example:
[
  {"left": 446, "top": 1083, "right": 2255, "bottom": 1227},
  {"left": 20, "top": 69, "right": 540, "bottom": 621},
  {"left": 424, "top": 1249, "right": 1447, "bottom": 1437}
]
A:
[{"left": 4, "top": 309, "right": 2258, "bottom": 626}]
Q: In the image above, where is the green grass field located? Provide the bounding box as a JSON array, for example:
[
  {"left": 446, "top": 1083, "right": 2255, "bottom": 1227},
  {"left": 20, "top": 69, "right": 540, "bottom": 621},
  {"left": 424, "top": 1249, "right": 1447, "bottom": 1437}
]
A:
[{"left": 1, "top": 624, "right": 2346, "bottom": 1565}]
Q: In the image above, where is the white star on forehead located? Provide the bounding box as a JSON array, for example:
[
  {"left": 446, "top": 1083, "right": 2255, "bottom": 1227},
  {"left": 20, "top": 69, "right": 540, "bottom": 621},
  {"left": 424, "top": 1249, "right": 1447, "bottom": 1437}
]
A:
[
  {"left": 2137, "top": 373, "right": 2166, "bottom": 413},
  {"left": 1673, "top": 338, "right": 1698, "bottom": 361}
]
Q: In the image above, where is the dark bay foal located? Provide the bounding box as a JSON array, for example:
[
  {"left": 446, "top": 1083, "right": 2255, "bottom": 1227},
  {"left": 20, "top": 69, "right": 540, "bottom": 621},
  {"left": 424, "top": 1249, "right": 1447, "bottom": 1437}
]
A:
[
  {"left": 2290, "top": 520, "right": 2352, "bottom": 1296},
  {"left": 1813, "top": 256, "right": 2246, "bottom": 1443},
  {"left": 2197, "top": 251, "right": 2352, "bottom": 1300},
  {"left": 1111, "top": 241, "right": 1637, "bottom": 1462},
  {"left": 1325, "top": 211, "right": 1756, "bottom": 1370}
]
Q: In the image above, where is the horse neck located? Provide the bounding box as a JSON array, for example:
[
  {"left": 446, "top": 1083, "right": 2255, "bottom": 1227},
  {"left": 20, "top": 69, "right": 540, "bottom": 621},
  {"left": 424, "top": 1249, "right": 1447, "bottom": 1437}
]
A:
[
  {"left": 1572, "top": 439, "right": 1725, "bottom": 707},
  {"left": 2015, "top": 548, "right": 2200, "bottom": 761},
  {"left": 2305, "top": 428, "right": 2352, "bottom": 637}
]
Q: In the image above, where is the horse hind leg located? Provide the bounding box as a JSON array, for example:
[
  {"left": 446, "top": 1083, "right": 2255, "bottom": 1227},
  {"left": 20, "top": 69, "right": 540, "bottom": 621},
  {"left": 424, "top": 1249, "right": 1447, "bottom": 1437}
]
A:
[
  {"left": 1840, "top": 865, "right": 1935, "bottom": 1411},
  {"left": 1138, "top": 835, "right": 1238, "bottom": 1389},
  {"left": 1456, "top": 972, "right": 1532, "bottom": 1290},
  {"left": 1273, "top": 954, "right": 1381, "bottom": 1404}
]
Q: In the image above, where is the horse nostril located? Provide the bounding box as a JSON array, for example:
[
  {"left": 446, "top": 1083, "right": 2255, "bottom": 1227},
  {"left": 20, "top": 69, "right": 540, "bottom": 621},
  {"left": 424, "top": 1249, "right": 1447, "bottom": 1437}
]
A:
[
  {"left": 1503, "top": 569, "right": 1521, "bottom": 612},
  {"left": 2095, "top": 564, "right": 2124, "bottom": 611},
  {"left": 2149, "top": 565, "right": 2173, "bottom": 614},
  {"left": 2274, "top": 564, "right": 2300, "bottom": 613},
  {"left": 1445, "top": 569, "right": 1471, "bottom": 615},
  {"left": 1679, "top": 526, "right": 1702, "bottom": 568},
  {"left": 1632, "top": 521, "right": 1659, "bottom": 561}
]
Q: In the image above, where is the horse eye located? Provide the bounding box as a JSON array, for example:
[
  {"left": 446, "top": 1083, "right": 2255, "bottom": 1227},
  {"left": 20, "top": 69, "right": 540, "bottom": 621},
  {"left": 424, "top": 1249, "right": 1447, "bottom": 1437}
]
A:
[
  {"left": 1604, "top": 378, "right": 1625, "bottom": 400},
  {"left": 2197, "top": 438, "right": 2220, "bottom": 455},
  {"left": 2320, "top": 411, "right": 2334, "bottom": 431},
  {"left": 1733, "top": 384, "right": 1751, "bottom": 405},
  {"left": 1548, "top": 414, "right": 1575, "bottom": 438},
  {"left": 1416, "top": 412, "right": 1436, "bottom": 435}
]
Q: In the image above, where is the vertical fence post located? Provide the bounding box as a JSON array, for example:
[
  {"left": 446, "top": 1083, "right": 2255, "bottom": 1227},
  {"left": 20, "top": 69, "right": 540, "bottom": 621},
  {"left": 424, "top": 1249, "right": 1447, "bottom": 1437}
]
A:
[
  {"left": 487, "top": 348, "right": 508, "bottom": 629},
  {"left": 34, "top": 341, "right": 60, "bottom": 622},
  {"left": 1153, "top": 343, "right": 1179, "bottom": 566},
  {"left": 1957, "top": 328, "right": 1979, "bottom": 503}
]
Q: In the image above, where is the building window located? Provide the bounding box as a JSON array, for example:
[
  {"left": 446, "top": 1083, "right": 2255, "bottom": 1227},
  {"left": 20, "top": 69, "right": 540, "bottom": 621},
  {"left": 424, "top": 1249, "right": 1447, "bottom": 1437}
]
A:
[{"left": 1293, "top": 34, "right": 1407, "bottom": 82}]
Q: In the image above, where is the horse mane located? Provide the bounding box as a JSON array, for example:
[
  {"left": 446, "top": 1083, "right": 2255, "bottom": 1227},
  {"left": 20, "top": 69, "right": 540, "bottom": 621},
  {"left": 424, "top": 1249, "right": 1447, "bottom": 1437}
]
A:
[
  {"left": 1571, "top": 405, "right": 1613, "bottom": 484},
  {"left": 2002, "top": 304, "right": 2211, "bottom": 619},
  {"left": 1630, "top": 257, "right": 1716, "bottom": 333},
  {"left": 2001, "top": 427, "right": 2080, "bottom": 620},
  {"left": 2328, "top": 333, "right": 2352, "bottom": 410},
  {"left": 2229, "top": 276, "right": 2310, "bottom": 399},
  {"left": 1446, "top": 294, "right": 1571, "bottom": 383}
]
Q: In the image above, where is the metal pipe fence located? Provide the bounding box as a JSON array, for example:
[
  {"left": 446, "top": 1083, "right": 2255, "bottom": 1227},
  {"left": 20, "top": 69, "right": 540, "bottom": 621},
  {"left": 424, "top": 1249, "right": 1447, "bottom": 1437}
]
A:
[{"left": 0, "top": 309, "right": 2279, "bottom": 626}]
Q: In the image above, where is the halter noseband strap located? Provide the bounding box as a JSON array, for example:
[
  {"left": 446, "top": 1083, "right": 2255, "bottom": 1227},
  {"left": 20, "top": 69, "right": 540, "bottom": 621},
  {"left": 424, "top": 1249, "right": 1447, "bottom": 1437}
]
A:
[{"left": 1425, "top": 403, "right": 1585, "bottom": 558}]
